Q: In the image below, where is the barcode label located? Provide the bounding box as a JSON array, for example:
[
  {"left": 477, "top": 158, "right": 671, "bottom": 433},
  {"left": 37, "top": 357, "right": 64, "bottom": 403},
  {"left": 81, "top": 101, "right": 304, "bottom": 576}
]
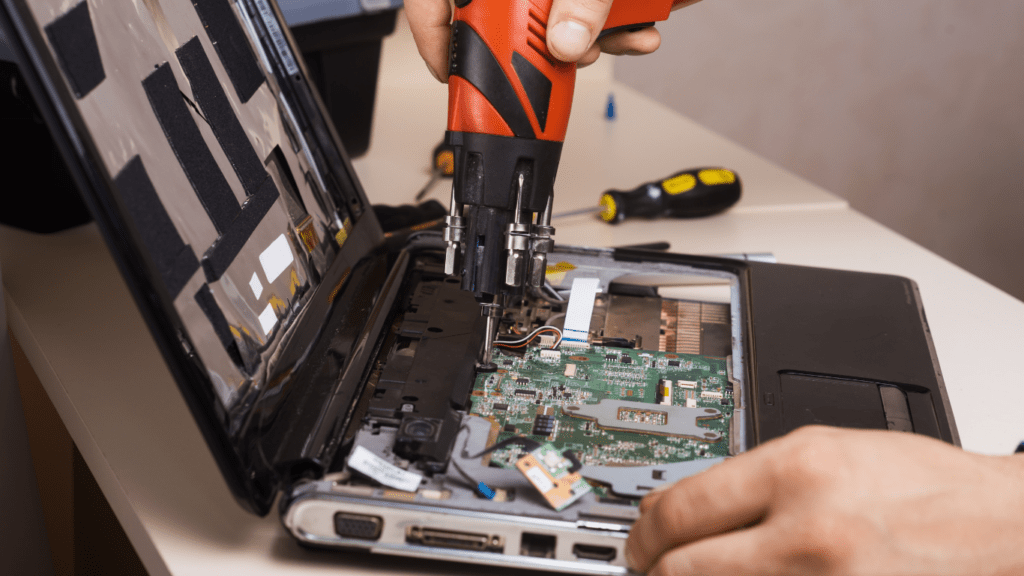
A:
[{"left": 252, "top": 0, "right": 298, "bottom": 76}]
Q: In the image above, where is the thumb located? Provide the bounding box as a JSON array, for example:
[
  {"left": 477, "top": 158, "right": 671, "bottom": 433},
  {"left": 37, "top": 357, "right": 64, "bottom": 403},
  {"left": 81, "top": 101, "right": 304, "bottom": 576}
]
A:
[
  {"left": 547, "top": 0, "right": 614, "bottom": 62},
  {"left": 405, "top": 0, "right": 453, "bottom": 82}
]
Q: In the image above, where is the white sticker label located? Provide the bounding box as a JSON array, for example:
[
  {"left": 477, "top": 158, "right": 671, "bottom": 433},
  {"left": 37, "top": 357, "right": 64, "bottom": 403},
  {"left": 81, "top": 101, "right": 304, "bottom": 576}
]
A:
[
  {"left": 347, "top": 446, "right": 423, "bottom": 492},
  {"left": 258, "top": 303, "right": 277, "bottom": 335},
  {"left": 249, "top": 272, "right": 263, "bottom": 299},
  {"left": 525, "top": 465, "right": 554, "bottom": 494},
  {"left": 259, "top": 234, "right": 294, "bottom": 284}
]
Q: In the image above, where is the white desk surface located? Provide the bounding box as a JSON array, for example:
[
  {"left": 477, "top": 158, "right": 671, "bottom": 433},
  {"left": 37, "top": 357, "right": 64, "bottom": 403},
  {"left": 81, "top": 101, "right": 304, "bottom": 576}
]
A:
[{"left": 4, "top": 13, "right": 1023, "bottom": 576}]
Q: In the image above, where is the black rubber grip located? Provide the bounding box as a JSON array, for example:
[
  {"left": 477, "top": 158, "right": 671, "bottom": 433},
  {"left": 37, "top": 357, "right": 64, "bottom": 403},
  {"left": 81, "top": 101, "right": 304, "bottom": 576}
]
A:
[{"left": 448, "top": 21, "right": 535, "bottom": 139}]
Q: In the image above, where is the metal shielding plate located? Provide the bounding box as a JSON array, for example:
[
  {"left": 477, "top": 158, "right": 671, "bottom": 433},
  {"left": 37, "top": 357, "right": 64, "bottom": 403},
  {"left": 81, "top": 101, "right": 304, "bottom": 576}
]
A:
[
  {"left": 563, "top": 399, "right": 722, "bottom": 441},
  {"left": 603, "top": 294, "right": 661, "bottom": 350}
]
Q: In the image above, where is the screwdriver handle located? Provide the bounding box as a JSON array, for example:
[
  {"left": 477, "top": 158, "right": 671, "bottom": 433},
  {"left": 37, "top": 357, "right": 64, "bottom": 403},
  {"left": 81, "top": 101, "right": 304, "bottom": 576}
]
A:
[
  {"left": 432, "top": 141, "right": 456, "bottom": 176},
  {"left": 599, "top": 168, "right": 742, "bottom": 224}
]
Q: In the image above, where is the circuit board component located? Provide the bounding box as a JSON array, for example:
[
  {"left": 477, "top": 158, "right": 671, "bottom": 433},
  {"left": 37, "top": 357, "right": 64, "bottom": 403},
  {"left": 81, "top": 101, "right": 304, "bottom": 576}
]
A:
[
  {"left": 532, "top": 406, "right": 557, "bottom": 437},
  {"left": 515, "top": 443, "right": 591, "bottom": 511},
  {"left": 469, "top": 344, "right": 734, "bottom": 498}
]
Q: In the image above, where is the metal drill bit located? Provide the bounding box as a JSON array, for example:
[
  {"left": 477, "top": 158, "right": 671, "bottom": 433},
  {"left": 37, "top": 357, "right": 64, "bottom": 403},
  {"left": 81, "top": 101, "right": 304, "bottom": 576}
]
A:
[
  {"left": 443, "top": 185, "right": 464, "bottom": 276},
  {"left": 505, "top": 173, "right": 530, "bottom": 287},
  {"left": 529, "top": 195, "right": 554, "bottom": 287}
]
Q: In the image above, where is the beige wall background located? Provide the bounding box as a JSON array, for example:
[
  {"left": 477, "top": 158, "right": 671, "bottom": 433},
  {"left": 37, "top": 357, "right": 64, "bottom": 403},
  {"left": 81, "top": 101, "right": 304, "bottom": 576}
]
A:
[{"left": 615, "top": 0, "right": 1024, "bottom": 301}]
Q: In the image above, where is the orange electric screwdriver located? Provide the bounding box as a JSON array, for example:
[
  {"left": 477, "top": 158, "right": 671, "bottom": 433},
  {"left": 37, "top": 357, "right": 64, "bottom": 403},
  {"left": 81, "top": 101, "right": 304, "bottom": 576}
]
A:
[{"left": 439, "top": 0, "right": 687, "bottom": 367}]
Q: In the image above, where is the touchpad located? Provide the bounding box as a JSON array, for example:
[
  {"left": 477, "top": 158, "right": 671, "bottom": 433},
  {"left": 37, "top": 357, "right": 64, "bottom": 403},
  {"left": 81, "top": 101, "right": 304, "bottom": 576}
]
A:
[{"left": 779, "top": 373, "right": 901, "bottom": 431}]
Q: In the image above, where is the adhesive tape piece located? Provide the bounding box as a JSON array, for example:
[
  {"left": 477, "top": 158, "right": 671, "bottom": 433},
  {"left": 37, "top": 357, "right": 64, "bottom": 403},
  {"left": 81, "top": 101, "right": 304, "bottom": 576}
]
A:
[
  {"left": 347, "top": 446, "right": 423, "bottom": 493},
  {"left": 259, "top": 234, "right": 294, "bottom": 284}
]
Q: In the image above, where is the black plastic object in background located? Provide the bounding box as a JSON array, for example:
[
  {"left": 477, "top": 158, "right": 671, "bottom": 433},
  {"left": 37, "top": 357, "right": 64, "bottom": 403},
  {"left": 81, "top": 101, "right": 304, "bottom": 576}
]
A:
[
  {"left": 291, "top": 10, "right": 398, "bottom": 158},
  {"left": 373, "top": 200, "right": 446, "bottom": 233},
  {"left": 0, "top": 60, "right": 92, "bottom": 232}
]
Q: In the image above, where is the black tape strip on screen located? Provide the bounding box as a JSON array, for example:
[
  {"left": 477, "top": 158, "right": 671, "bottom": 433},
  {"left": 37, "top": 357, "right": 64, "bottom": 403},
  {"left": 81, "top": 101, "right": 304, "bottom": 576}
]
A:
[
  {"left": 201, "top": 176, "right": 280, "bottom": 282},
  {"left": 177, "top": 36, "right": 268, "bottom": 196},
  {"left": 143, "top": 63, "right": 240, "bottom": 234},
  {"left": 113, "top": 156, "right": 199, "bottom": 299},
  {"left": 194, "top": 284, "right": 244, "bottom": 367},
  {"left": 190, "top": 0, "right": 265, "bottom": 103},
  {"left": 44, "top": 1, "right": 105, "bottom": 98}
]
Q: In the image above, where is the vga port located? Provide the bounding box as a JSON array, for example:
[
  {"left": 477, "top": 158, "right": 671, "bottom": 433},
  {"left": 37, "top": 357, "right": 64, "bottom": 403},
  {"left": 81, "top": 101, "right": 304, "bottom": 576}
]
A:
[{"left": 334, "top": 513, "right": 383, "bottom": 540}]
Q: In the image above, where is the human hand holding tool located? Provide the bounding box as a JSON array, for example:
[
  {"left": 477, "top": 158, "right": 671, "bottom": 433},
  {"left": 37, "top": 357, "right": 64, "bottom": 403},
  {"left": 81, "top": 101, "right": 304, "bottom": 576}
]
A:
[
  {"left": 406, "top": 0, "right": 704, "bottom": 82},
  {"left": 406, "top": 0, "right": 698, "bottom": 368}
]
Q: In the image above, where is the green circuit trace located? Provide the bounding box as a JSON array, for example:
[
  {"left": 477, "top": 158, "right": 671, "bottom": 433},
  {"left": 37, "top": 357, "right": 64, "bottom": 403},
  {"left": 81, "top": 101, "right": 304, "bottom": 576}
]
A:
[{"left": 469, "top": 344, "right": 735, "bottom": 499}]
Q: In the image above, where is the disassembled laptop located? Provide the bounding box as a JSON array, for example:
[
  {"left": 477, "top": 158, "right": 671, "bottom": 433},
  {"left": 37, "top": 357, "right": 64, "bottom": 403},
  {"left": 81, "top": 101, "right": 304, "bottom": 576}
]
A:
[
  {"left": 282, "top": 241, "right": 750, "bottom": 571},
  {"left": 0, "top": 0, "right": 957, "bottom": 572}
]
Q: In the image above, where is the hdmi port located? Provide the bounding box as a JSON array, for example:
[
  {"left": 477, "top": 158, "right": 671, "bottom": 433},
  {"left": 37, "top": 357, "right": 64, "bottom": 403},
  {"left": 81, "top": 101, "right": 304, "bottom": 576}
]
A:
[
  {"left": 406, "top": 526, "right": 504, "bottom": 552},
  {"left": 573, "top": 544, "right": 617, "bottom": 562}
]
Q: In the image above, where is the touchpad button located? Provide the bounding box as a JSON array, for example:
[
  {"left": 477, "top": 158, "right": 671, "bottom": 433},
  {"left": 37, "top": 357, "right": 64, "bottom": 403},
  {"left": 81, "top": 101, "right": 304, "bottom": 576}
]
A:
[{"left": 779, "top": 373, "right": 888, "bottom": 431}]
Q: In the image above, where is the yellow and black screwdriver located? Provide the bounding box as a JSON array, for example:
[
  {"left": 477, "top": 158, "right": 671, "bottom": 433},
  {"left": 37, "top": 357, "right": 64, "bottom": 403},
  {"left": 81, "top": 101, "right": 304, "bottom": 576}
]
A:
[{"left": 552, "top": 167, "right": 742, "bottom": 223}]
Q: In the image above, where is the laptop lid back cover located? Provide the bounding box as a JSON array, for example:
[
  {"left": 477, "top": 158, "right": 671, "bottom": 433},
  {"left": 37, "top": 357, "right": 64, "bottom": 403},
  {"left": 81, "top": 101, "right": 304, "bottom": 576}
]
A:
[{"left": 0, "top": 0, "right": 385, "bottom": 514}]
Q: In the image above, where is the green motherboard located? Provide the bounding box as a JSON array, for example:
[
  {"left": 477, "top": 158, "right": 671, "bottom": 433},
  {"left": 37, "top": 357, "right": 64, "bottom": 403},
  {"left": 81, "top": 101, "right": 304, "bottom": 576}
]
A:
[{"left": 469, "top": 344, "right": 734, "bottom": 498}]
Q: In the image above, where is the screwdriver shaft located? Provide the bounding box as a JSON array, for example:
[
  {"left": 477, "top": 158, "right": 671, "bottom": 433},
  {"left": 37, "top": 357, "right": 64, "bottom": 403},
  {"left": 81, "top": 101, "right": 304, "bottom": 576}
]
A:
[
  {"left": 414, "top": 172, "right": 441, "bottom": 201},
  {"left": 551, "top": 206, "right": 602, "bottom": 220}
]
